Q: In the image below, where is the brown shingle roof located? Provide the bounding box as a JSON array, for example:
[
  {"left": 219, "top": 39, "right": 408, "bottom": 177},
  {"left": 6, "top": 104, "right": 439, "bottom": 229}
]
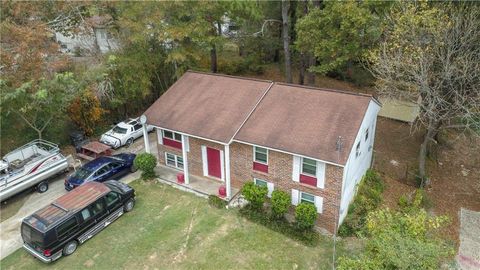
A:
[
  {"left": 234, "top": 83, "right": 375, "bottom": 165},
  {"left": 144, "top": 71, "right": 272, "bottom": 143}
]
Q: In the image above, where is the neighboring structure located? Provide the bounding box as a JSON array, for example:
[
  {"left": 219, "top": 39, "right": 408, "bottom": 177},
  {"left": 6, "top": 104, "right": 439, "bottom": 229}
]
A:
[
  {"left": 55, "top": 15, "right": 120, "bottom": 55},
  {"left": 143, "top": 71, "right": 381, "bottom": 233}
]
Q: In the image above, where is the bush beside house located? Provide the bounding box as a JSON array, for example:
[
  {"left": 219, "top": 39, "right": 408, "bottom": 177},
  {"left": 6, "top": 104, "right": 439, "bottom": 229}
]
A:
[
  {"left": 338, "top": 169, "right": 384, "bottom": 236},
  {"left": 134, "top": 153, "right": 157, "bottom": 179},
  {"left": 239, "top": 182, "right": 320, "bottom": 245}
]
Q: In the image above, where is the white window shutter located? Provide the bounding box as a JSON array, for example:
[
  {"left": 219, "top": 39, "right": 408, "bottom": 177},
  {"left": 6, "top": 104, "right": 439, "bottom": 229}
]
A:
[
  {"left": 201, "top": 146, "right": 208, "bottom": 176},
  {"left": 184, "top": 135, "right": 190, "bottom": 152},
  {"left": 157, "top": 129, "right": 163, "bottom": 145},
  {"left": 266, "top": 182, "right": 274, "bottom": 198},
  {"left": 292, "top": 156, "right": 301, "bottom": 182},
  {"left": 316, "top": 161, "right": 325, "bottom": 189},
  {"left": 291, "top": 189, "right": 299, "bottom": 206},
  {"left": 314, "top": 196, "right": 323, "bottom": 214}
]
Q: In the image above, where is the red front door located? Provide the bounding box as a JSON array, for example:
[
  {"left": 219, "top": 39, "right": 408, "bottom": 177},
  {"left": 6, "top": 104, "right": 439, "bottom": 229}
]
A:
[{"left": 207, "top": 147, "right": 221, "bottom": 179}]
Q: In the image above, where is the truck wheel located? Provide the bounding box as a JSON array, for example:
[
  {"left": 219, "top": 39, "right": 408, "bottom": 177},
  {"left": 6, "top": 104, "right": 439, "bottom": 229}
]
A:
[
  {"left": 124, "top": 198, "right": 135, "bottom": 212},
  {"left": 37, "top": 182, "right": 49, "bottom": 193},
  {"left": 63, "top": 240, "right": 78, "bottom": 256},
  {"left": 126, "top": 138, "right": 133, "bottom": 147}
]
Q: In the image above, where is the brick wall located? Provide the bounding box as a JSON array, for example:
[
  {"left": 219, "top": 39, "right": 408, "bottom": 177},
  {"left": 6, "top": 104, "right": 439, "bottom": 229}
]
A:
[
  {"left": 187, "top": 137, "right": 225, "bottom": 180},
  {"left": 230, "top": 142, "right": 343, "bottom": 233},
  {"left": 156, "top": 131, "right": 183, "bottom": 166}
]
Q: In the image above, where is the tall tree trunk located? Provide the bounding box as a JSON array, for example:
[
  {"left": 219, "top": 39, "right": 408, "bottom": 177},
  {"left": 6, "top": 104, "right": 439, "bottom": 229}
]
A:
[
  {"left": 299, "top": 53, "right": 305, "bottom": 85},
  {"left": 306, "top": 55, "right": 316, "bottom": 86},
  {"left": 210, "top": 45, "right": 217, "bottom": 73},
  {"left": 282, "top": 0, "right": 292, "bottom": 83},
  {"left": 298, "top": 0, "right": 308, "bottom": 85},
  {"left": 418, "top": 119, "right": 438, "bottom": 187}
]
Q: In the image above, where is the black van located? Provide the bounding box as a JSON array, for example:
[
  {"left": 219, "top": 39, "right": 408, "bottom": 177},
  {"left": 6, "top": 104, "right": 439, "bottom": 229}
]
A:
[{"left": 21, "top": 180, "right": 135, "bottom": 263}]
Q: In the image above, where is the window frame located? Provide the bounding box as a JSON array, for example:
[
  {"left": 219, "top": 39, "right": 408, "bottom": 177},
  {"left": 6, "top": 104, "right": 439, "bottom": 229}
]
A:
[
  {"left": 163, "top": 130, "right": 182, "bottom": 142},
  {"left": 300, "top": 191, "right": 315, "bottom": 205},
  {"left": 253, "top": 146, "right": 268, "bottom": 165},
  {"left": 56, "top": 216, "right": 78, "bottom": 238},
  {"left": 301, "top": 157, "right": 317, "bottom": 176},
  {"left": 365, "top": 128, "right": 369, "bottom": 141},
  {"left": 254, "top": 178, "right": 268, "bottom": 187},
  {"left": 165, "top": 152, "right": 184, "bottom": 169},
  {"left": 355, "top": 141, "right": 361, "bottom": 158}
]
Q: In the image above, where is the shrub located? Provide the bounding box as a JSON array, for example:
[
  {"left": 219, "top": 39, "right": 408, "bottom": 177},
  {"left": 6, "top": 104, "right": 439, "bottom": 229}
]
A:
[
  {"left": 239, "top": 206, "right": 320, "bottom": 246},
  {"left": 338, "top": 169, "right": 384, "bottom": 237},
  {"left": 398, "top": 189, "right": 433, "bottom": 213},
  {"left": 241, "top": 182, "right": 268, "bottom": 210},
  {"left": 271, "top": 190, "right": 291, "bottom": 219},
  {"left": 295, "top": 203, "right": 317, "bottom": 231},
  {"left": 208, "top": 195, "right": 227, "bottom": 209},
  {"left": 133, "top": 153, "right": 157, "bottom": 179}
]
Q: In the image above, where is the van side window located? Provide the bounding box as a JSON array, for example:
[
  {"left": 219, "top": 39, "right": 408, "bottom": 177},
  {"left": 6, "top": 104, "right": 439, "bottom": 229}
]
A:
[
  {"left": 81, "top": 208, "right": 91, "bottom": 221},
  {"left": 90, "top": 200, "right": 105, "bottom": 216},
  {"left": 57, "top": 217, "right": 78, "bottom": 238},
  {"left": 105, "top": 192, "right": 120, "bottom": 207}
]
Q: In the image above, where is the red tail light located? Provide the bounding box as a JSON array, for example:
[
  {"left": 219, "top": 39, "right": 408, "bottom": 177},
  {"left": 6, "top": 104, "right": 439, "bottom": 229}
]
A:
[
  {"left": 64, "top": 179, "right": 68, "bottom": 185},
  {"left": 43, "top": 249, "right": 52, "bottom": 257}
]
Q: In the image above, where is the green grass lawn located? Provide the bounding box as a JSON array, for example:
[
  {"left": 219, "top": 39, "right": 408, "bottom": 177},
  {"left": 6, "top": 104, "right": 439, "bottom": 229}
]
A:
[{"left": 1, "top": 180, "right": 353, "bottom": 269}]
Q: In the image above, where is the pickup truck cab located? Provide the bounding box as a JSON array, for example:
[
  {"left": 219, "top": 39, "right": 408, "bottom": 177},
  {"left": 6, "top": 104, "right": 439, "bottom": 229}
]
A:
[{"left": 22, "top": 181, "right": 135, "bottom": 263}]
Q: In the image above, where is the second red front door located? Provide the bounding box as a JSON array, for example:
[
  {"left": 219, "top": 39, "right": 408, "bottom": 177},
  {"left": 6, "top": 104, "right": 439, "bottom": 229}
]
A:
[{"left": 206, "top": 147, "right": 221, "bottom": 179}]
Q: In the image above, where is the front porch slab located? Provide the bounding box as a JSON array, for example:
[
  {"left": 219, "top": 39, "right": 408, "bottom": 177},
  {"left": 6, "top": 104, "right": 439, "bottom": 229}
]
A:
[{"left": 154, "top": 165, "right": 239, "bottom": 201}]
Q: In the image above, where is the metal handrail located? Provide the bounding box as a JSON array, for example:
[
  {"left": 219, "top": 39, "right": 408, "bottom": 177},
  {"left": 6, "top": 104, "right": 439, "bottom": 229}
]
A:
[{"left": 3, "top": 139, "right": 60, "bottom": 159}]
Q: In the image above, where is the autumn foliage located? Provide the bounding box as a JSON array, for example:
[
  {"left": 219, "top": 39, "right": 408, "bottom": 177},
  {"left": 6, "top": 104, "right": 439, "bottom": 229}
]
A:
[{"left": 68, "top": 90, "right": 106, "bottom": 136}]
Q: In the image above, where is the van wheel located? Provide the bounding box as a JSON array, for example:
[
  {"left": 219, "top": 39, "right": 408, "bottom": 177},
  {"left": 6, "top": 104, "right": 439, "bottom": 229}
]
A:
[
  {"left": 126, "top": 138, "right": 133, "bottom": 147},
  {"left": 37, "top": 182, "right": 48, "bottom": 193},
  {"left": 63, "top": 240, "right": 78, "bottom": 256},
  {"left": 124, "top": 198, "right": 135, "bottom": 212}
]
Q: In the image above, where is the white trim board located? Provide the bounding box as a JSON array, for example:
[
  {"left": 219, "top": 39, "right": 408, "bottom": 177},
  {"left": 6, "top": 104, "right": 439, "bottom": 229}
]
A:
[
  {"left": 233, "top": 139, "right": 345, "bottom": 168},
  {"left": 149, "top": 125, "right": 227, "bottom": 146}
]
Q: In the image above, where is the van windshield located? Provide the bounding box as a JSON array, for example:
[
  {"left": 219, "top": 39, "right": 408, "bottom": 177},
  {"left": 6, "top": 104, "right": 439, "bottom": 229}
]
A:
[
  {"left": 73, "top": 168, "right": 92, "bottom": 179},
  {"left": 21, "top": 223, "right": 44, "bottom": 248}
]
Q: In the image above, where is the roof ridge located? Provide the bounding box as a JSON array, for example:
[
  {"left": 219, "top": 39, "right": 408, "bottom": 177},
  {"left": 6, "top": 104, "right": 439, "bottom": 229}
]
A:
[
  {"left": 274, "top": 82, "right": 374, "bottom": 99},
  {"left": 186, "top": 70, "right": 273, "bottom": 84}
]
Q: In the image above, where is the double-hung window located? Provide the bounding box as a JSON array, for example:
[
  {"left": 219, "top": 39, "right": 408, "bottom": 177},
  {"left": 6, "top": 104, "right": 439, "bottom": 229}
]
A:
[
  {"left": 253, "top": 146, "right": 269, "bottom": 173},
  {"left": 355, "top": 142, "right": 361, "bottom": 158},
  {"left": 163, "top": 130, "right": 182, "bottom": 142},
  {"left": 165, "top": 152, "right": 183, "bottom": 169},
  {"left": 300, "top": 192, "right": 315, "bottom": 205},
  {"left": 301, "top": 158, "right": 317, "bottom": 176},
  {"left": 254, "top": 146, "right": 268, "bottom": 164},
  {"left": 162, "top": 130, "right": 183, "bottom": 149},
  {"left": 254, "top": 178, "right": 268, "bottom": 187}
]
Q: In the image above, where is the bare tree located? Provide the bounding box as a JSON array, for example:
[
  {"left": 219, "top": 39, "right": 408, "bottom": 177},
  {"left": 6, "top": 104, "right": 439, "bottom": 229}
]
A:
[
  {"left": 282, "top": 0, "right": 292, "bottom": 83},
  {"left": 370, "top": 4, "right": 480, "bottom": 186}
]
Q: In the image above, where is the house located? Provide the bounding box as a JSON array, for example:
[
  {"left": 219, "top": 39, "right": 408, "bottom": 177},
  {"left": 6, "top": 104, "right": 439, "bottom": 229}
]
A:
[
  {"left": 55, "top": 15, "right": 120, "bottom": 55},
  {"left": 142, "top": 71, "right": 381, "bottom": 233}
]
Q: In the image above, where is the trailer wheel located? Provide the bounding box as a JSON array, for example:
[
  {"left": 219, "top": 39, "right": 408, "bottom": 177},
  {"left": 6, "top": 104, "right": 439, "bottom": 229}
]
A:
[{"left": 37, "top": 181, "right": 49, "bottom": 193}]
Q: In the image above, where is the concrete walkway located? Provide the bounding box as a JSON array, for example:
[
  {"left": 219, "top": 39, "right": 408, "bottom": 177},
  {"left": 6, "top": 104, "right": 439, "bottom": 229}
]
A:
[
  {"left": 456, "top": 208, "right": 480, "bottom": 270},
  {"left": 0, "top": 133, "right": 154, "bottom": 260}
]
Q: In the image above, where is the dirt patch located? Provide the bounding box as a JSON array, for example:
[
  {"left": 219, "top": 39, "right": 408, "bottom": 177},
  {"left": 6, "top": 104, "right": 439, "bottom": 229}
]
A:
[
  {"left": 373, "top": 117, "right": 480, "bottom": 246},
  {"left": 83, "top": 259, "right": 94, "bottom": 267}
]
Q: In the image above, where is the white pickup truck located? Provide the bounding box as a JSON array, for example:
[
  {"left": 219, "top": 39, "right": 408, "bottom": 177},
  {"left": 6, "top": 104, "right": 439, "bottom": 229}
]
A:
[{"left": 0, "top": 140, "right": 69, "bottom": 201}]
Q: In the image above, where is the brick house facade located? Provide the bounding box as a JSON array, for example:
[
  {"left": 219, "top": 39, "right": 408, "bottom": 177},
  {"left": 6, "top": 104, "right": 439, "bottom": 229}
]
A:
[{"left": 143, "top": 71, "right": 381, "bottom": 233}]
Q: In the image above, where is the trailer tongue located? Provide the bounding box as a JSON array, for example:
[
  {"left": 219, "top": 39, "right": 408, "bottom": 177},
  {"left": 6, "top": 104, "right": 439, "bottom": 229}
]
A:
[{"left": 0, "top": 140, "right": 69, "bottom": 201}]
